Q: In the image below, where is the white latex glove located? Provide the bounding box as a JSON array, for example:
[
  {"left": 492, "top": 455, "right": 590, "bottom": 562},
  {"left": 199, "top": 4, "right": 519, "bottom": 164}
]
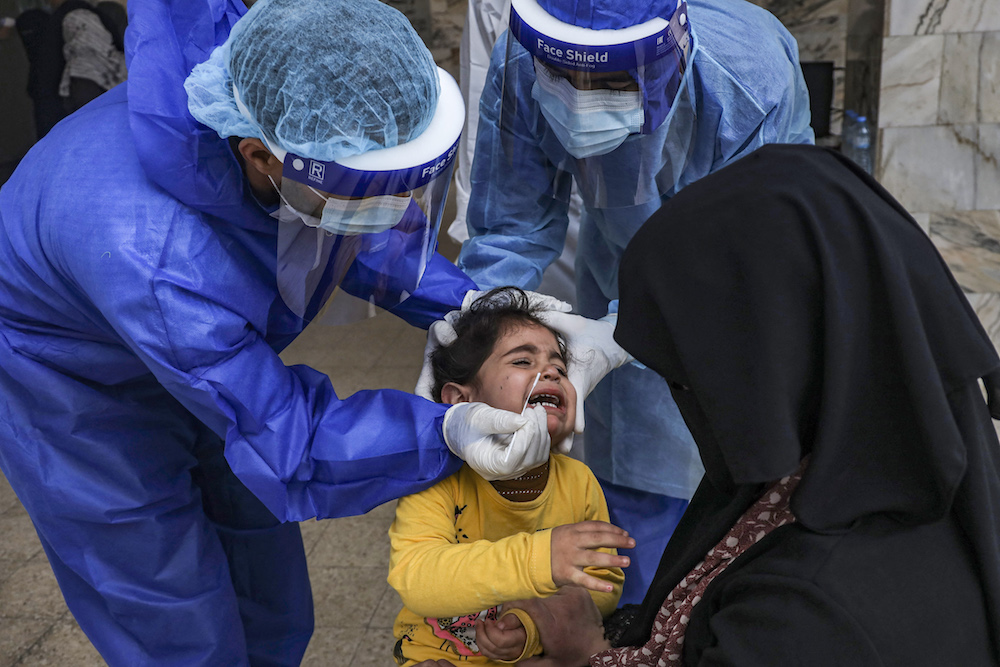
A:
[
  {"left": 414, "top": 318, "right": 459, "bottom": 400},
  {"left": 414, "top": 289, "right": 573, "bottom": 400},
  {"left": 443, "top": 402, "right": 551, "bottom": 481},
  {"left": 553, "top": 432, "right": 573, "bottom": 456},
  {"left": 536, "top": 311, "right": 633, "bottom": 433}
]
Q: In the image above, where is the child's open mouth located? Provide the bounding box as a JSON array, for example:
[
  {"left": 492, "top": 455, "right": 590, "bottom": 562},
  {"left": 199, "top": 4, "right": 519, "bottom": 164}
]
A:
[{"left": 528, "top": 390, "right": 564, "bottom": 412}]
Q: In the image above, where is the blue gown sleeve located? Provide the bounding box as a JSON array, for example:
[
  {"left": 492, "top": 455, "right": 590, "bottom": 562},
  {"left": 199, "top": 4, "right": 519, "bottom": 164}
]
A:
[
  {"left": 67, "top": 206, "right": 463, "bottom": 522},
  {"left": 338, "top": 201, "right": 475, "bottom": 328},
  {"left": 386, "top": 251, "right": 476, "bottom": 329},
  {"left": 457, "top": 33, "right": 573, "bottom": 292}
]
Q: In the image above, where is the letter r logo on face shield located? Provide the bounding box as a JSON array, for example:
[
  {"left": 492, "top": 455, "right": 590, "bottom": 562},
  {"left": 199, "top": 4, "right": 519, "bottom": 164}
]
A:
[{"left": 309, "top": 161, "right": 325, "bottom": 183}]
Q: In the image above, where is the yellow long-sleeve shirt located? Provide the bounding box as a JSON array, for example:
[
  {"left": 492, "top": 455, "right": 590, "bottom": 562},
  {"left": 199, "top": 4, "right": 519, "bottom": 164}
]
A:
[{"left": 388, "top": 453, "right": 623, "bottom": 665}]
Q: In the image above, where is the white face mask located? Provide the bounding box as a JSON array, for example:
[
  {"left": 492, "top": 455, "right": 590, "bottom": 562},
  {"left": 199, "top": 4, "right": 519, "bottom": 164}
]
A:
[
  {"left": 532, "top": 60, "right": 645, "bottom": 159},
  {"left": 267, "top": 175, "right": 411, "bottom": 236},
  {"left": 313, "top": 190, "right": 412, "bottom": 236},
  {"left": 268, "top": 175, "right": 323, "bottom": 228}
]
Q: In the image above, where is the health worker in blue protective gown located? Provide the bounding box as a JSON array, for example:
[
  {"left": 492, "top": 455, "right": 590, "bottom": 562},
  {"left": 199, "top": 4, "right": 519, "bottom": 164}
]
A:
[
  {"left": 0, "top": 0, "right": 620, "bottom": 663},
  {"left": 445, "top": 0, "right": 816, "bottom": 605}
]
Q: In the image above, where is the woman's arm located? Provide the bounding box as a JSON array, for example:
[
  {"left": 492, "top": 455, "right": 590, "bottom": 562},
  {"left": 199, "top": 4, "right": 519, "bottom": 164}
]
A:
[
  {"left": 507, "top": 586, "right": 611, "bottom": 667},
  {"left": 684, "top": 575, "right": 881, "bottom": 666}
]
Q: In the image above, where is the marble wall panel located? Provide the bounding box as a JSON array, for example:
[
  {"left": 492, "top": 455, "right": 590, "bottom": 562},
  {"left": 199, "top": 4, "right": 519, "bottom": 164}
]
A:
[
  {"left": 749, "top": 0, "right": 848, "bottom": 26},
  {"left": 845, "top": 56, "right": 882, "bottom": 126},
  {"left": 843, "top": 0, "right": 885, "bottom": 129},
  {"left": 879, "top": 35, "right": 943, "bottom": 127},
  {"left": 939, "top": 32, "right": 982, "bottom": 124},
  {"left": 965, "top": 293, "right": 1000, "bottom": 353},
  {"left": 910, "top": 211, "right": 931, "bottom": 234},
  {"left": 976, "top": 124, "right": 1000, "bottom": 210},
  {"left": 831, "top": 68, "right": 846, "bottom": 136},
  {"left": 980, "top": 32, "right": 1000, "bottom": 123},
  {"left": 427, "top": 0, "right": 465, "bottom": 78},
  {"left": 789, "top": 15, "right": 848, "bottom": 64},
  {"left": 383, "top": 0, "right": 433, "bottom": 40},
  {"left": 889, "top": 0, "right": 1000, "bottom": 36},
  {"left": 929, "top": 210, "right": 1000, "bottom": 294},
  {"left": 880, "top": 1, "right": 1000, "bottom": 360},
  {"left": 847, "top": 0, "right": 886, "bottom": 60},
  {"left": 747, "top": 0, "right": 849, "bottom": 63},
  {"left": 879, "top": 125, "right": 977, "bottom": 211}
]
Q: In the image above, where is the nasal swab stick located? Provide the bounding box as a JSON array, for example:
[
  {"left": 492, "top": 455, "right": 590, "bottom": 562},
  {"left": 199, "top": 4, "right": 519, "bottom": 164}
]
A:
[{"left": 521, "top": 372, "right": 542, "bottom": 414}]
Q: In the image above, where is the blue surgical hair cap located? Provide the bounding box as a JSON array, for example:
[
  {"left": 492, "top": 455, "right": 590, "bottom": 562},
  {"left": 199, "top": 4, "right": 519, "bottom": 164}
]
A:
[
  {"left": 185, "top": 0, "right": 440, "bottom": 162},
  {"left": 536, "top": 0, "right": 679, "bottom": 29}
]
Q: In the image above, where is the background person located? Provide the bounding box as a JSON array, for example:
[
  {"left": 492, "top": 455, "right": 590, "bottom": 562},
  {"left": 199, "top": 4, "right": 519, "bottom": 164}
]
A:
[
  {"left": 53, "top": 0, "right": 126, "bottom": 113},
  {"left": 431, "top": 0, "right": 815, "bottom": 606},
  {"left": 496, "top": 144, "right": 1000, "bottom": 666},
  {"left": 11, "top": 7, "right": 64, "bottom": 137},
  {"left": 29, "top": 0, "right": 126, "bottom": 136},
  {"left": 448, "top": 0, "right": 581, "bottom": 310}
]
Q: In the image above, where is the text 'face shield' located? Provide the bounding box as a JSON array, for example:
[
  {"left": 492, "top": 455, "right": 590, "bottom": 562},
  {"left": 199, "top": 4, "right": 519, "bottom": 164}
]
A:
[{"left": 499, "top": 0, "right": 692, "bottom": 208}]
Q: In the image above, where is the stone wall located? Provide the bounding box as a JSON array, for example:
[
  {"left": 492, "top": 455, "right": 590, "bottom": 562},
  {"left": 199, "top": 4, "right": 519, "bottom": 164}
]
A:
[{"left": 877, "top": 0, "right": 1000, "bottom": 343}]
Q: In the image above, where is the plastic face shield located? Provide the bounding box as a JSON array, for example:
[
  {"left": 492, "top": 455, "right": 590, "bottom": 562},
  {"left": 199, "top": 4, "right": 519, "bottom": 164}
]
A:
[
  {"left": 237, "top": 68, "right": 463, "bottom": 324},
  {"left": 500, "top": 0, "right": 692, "bottom": 208}
]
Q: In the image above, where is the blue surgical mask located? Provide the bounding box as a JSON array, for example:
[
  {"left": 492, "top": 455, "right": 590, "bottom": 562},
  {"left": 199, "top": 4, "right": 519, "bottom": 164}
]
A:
[{"left": 531, "top": 60, "right": 645, "bottom": 159}]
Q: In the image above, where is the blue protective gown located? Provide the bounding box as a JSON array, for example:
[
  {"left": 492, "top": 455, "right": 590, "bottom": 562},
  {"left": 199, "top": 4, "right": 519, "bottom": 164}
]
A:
[
  {"left": 459, "top": 0, "right": 815, "bottom": 503},
  {"left": 0, "top": 1, "right": 474, "bottom": 664}
]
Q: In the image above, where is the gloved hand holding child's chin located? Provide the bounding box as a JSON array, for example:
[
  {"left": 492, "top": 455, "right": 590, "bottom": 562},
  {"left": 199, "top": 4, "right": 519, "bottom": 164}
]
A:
[
  {"left": 535, "top": 310, "right": 633, "bottom": 433},
  {"left": 443, "top": 402, "right": 551, "bottom": 481}
]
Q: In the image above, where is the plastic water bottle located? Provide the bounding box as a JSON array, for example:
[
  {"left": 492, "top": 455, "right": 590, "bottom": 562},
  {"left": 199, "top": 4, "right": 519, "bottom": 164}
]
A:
[
  {"left": 843, "top": 112, "right": 873, "bottom": 174},
  {"left": 842, "top": 109, "right": 858, "bottom": 149},
  {"left": 852, "top": 116, "right": 873, "bottom": 173}
]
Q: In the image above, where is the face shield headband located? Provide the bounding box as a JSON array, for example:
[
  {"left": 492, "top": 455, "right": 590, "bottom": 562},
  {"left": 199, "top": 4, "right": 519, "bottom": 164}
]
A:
[
  {"left": 509, "top": 0, "right": 691, "bottom": 135},
  {"left": 233, "top": 68, "right": 463, "bottom": 323}
]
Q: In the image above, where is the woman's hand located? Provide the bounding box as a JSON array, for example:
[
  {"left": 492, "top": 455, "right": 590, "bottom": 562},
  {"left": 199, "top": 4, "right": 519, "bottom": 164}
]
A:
[
  {"left": 476, "top": 613, "right": 528, "bottom": 661},
  {"left": 550, "top": 521, "right": 633, "bottom": 591},
  {"left": 508, "top": 587, "right": 611, "bottom": 666}
]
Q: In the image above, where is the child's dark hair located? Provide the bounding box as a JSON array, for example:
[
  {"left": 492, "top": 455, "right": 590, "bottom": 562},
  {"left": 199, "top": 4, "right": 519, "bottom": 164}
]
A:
[{"left": 430, "top": 287, "right": 568, "bottom": 403}]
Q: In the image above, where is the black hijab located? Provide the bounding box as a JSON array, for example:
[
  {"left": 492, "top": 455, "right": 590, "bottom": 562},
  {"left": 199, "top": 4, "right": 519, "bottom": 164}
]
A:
[{"left": 614, "top": 144, "right": 1000, "bottom": 650}]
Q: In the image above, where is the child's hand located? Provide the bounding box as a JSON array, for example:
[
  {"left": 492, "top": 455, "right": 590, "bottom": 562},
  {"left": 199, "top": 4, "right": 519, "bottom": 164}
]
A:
[
  {"left": 476, "top": 614, "right": 527, "bottom": 661},
  {"left": 550, "top": 521, "right": 634, "bottom": 592}
]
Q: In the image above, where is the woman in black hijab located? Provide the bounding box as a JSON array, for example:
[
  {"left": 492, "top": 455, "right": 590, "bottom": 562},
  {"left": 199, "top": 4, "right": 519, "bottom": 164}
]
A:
[{"left": 491, "top": 143, "right": 1000, "bottom": 666}]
